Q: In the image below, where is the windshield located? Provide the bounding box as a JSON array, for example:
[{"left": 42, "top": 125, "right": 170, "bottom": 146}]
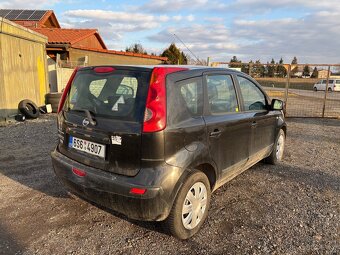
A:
[{"left": 64, "top": 68, "right": 150, "bottom": 122}]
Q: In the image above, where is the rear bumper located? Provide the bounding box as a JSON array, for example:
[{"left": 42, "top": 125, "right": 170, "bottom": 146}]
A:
[{"left": 51, "top": 149, "right": 182, "bottom": 221}]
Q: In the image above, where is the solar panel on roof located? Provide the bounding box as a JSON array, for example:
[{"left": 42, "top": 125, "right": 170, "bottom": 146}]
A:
[
  {"left": 0, "top": 9, "right": 11, "bottom": 18},
  {"left": 0, "top": 9, "right": 47, "bottom": 20},
  {"left": 5, "top": 10, "right": 23, "bottom": 20},
  {"left": 16, "top": 10, "right": 35, "bottom": 20},
  {"left": 29, "top": 10, "right": 47, "bottom": 20}
]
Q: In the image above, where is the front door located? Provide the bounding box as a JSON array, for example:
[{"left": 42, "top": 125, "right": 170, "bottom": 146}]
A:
[{"left": 236, "top": 75, "right": 277, "bottom": 160}]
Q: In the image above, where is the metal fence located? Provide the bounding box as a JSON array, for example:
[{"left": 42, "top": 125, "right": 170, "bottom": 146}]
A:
[{"left": 211, "top": 62, "right": 340, "bottom": 118}]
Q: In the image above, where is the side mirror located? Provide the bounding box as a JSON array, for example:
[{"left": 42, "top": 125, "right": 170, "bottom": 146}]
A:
[{"left": 271, "top": 99, "right": 284, "bottom": 110}]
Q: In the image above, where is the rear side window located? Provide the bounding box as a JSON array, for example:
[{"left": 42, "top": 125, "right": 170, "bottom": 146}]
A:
[
  {"left": 180, "top": 81, "right": 200, "bottom": 115},
  {"left": 167, "top": 77, "right": 203, "bottom": 125},
  {"left": 206, "top": 75, "right": 239, "bottom": 114},
  {"left": 237, "top": 76, "right": 266, "bottom": 111},
  {"left": 65, "top": 69, "right": 150, "bottom": 122}
]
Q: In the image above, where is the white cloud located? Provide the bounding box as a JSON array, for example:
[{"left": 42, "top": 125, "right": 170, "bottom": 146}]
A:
[
  {"left": 149, "top": 24, "right": 240, "bottom": 60},
  {"left": 148, "top": 6, "right": 340, "bottom": 63},
  {"left": 172, "top": 15, "right": 182, "bottom": 21},
  {"left": 140, "top": 0, "right": 209, "bottom": 12},
  {"left": 0, "top": 0, "right": 59, "bottom": 9}
]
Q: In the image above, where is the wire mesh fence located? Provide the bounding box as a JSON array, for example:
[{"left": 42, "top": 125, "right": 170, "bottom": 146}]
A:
[{"left": 211, "top": 62, "right": 340, "bottom": 118}]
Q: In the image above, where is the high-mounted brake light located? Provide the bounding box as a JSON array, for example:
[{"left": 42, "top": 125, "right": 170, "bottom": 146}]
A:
[
  {"left": 94, "top": 67, "right": 115, "bottom": 73},
  {"left": 143, "top": 67, "right": 188, "bottom": 133},
  {"left": 57, "top": 67, "right": 79, "bottom": 113}
]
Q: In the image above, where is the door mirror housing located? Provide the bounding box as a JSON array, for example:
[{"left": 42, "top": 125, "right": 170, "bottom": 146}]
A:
[{"left": 271, "top": 99, "right": 284, "bottom": 110}]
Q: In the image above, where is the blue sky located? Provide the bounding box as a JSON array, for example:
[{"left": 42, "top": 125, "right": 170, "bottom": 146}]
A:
[{"left": 1, "top": 0, "right": 340, "bottom": 63}]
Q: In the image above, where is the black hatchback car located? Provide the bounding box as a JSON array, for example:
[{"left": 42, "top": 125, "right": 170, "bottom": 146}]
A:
[{"left": 51, "top": 65, "right": 286, "bottom": 239}]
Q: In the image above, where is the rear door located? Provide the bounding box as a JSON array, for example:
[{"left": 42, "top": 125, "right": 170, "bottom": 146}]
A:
[
  {"left": 203, "top": 73, "right": 250, "bottom": 178},
  {"left": 58, "top": 67, "right": 151, "bottom": 176},
  {"left": 236, "top": 75, "right": 276, "bottom": 160}
]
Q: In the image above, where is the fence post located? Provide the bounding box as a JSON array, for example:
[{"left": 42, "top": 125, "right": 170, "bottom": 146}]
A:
[
  {"left": 284, "top": 64, "right": 291, "bottom": 105},
  {"left": 322, "top": 65, "right": 331, "bottom": 118}
]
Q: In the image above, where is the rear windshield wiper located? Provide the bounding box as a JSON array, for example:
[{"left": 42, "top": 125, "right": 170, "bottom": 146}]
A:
[{"left": 69, "top": 108, "right": 97, "bottom": 126}]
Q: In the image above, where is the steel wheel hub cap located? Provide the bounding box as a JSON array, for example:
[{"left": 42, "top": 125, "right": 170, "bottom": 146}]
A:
[
  {"left": 182, "top": 182, "right": 207, "bottom": 230},
  {"left": 276, "top": 134, "right": 285, "bottom": 160}
]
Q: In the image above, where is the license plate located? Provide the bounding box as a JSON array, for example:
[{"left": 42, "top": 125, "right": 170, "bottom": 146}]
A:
[{"left": 69, "top": 136, "right": 105, "bottom": 158}]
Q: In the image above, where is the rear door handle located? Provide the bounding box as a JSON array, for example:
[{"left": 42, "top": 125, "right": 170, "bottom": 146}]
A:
[{"left": 209, "top": 129, "right": 222, "bottom": 137}]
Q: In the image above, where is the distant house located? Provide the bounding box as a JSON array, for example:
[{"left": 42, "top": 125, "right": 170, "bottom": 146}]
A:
[{"left": 318, "top": 69, "right": 331, "bottom": 79}]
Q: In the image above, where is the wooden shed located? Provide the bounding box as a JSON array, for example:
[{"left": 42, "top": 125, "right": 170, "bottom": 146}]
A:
[{"left": 0, "top": 17, "right": 48, "bottom": 121}]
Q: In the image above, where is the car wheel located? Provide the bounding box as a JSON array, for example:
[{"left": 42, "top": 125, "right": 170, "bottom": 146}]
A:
[
  {"left": 163, "top": 171, "right": 211, "bottom": 239},
  {"left": 328, "top": 87, "right": 332, "bottom": 92},
  {"left": 265, "top": 129, "right": 285, "bottom": 165},
  {"left": 313, "top": 87, "right": 317, "bottom": 92}
]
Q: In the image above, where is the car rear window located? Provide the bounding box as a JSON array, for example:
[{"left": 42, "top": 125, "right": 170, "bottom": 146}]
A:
[{"left": 64, "top": 68, "right": 150, "bottom": 122}]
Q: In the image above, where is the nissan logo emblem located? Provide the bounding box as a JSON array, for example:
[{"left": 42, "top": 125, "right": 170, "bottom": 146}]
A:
[{"left": 82, "top": 118, "right": 90, "bottom": 126}]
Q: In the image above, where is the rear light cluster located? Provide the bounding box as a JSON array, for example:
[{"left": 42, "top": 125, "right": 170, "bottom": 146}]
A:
[{"left": 142, "top": 67, "right": 188, "bottom": 132}]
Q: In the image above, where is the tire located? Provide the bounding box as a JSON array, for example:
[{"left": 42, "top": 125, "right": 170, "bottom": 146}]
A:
[
  {"left": 265, "top": 129, "right": 285, "bottom": 165},
  {"left": 313, "top": 87, "right": 317, "bottom": 92},
  {"left": 18, "top": 99, "right": 40, "bottom": 119},
  {"left": 45, "top": 93, "right": 62, "bottom": 113},
  {"left": 163, "top": 171, "right": 211, "bottom": 239},
  {"left": 328, "top": 87, "right": 332, "bottom": 92}
]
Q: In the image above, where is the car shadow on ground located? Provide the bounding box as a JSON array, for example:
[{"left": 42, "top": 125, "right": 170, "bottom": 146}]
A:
[
  {"left": 70, "top": 192, "right": 169, "bottom": 236},
  {"left": 0, "top": 155, "right": 70, "bottom": 198}
]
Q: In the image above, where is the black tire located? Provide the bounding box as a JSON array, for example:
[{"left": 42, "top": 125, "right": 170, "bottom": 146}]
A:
[
  {"left": 45, "top": 93, "right": 62, "bottom": 113},
  {"left": 163, "top": 171, "right": 211, "bottom": 239},
  {"left": 328, "top": 87, "right": 332, "bottom": 92},
  {"left": 313, "top": 87, "right": 317, "bottom": 92},
  {"left": 18, "top": 100, "right": 40, "bottom": 119},
  {"left": 265, "top": 129, "right": 285, "bottom": 165}
]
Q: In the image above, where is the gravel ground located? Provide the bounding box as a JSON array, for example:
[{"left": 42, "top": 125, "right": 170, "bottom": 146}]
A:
[{"left": 0, "top": 115, "right": 339, "bottom": 255}]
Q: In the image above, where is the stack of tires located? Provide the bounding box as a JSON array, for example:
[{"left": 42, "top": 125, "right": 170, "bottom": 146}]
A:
[{"left": 45, "top": 93, "right": 62, "bottom": 113}]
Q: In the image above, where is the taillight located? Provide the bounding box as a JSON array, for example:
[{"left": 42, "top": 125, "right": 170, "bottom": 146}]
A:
[
  {"left": 142, "top": 67, "right": 188, "bottom": 133},
  {"left": 57, "top": 67, "right": 79, "bottom": 113}
]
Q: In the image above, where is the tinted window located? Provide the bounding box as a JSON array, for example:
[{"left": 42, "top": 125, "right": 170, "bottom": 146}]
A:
[
  {"left": 180, "top": 81, "right": 200, "bottom": 115},
  {"left": 65, "top": 69, "right": 149, "bottom": 122},
  {"left": 336, "top": 80, "right": 340, "bottom": 84},
  {"left": 322, "top": 80, "right": 334, "bottom": 84},
  {"left": 237, "top": 76, "right": 266, "bottom": 111},
  {"left": 207, "top": 75, "right": 239, "bottom": 114},
  {"left": 167, "top": 77, "right": 203, "bottom": 125}
]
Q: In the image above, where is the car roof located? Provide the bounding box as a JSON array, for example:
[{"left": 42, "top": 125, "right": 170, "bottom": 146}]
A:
[{"left": 79, "top": 64, "right": 242, "bottom": 74}]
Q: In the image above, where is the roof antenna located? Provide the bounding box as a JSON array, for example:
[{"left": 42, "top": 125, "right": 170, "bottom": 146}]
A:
[{"left": 173, "top": 33, "right": 204, "bottom": 65}]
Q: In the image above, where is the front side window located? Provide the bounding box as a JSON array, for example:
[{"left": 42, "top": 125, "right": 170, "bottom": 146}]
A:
[
  {"left": 206, "top": 75, "right": 239, "bottom": 114},
  {"left": 237, "top": 76, "right": 267, "bottom": 111}
]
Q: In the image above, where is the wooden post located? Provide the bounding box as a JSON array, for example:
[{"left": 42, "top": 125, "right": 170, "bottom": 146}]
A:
[
  {"left": 284, "top": 64, "right": 291, "bottom": 105},
  {"left": 322, "top": 65, "right": 331, "bottom": 118}
]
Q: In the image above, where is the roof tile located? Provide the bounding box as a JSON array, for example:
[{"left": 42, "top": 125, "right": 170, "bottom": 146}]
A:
[{"left": 31, "top": 28, "right": 99, "bottom": 45}]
